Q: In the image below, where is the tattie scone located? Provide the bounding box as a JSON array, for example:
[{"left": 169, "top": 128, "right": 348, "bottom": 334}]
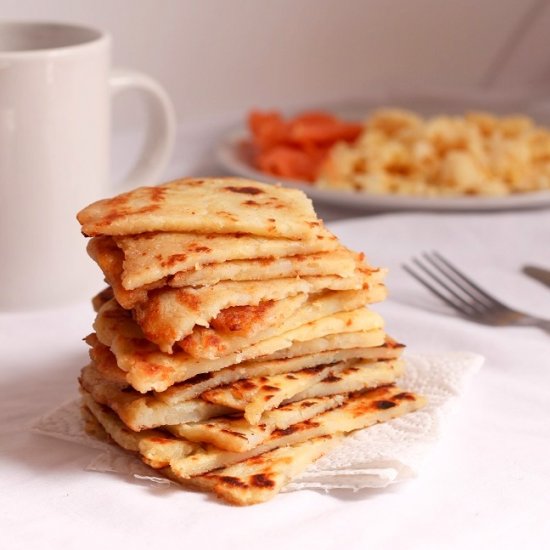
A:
[{"left": 76, "top": 176, "right": 425, "bottom": 505}]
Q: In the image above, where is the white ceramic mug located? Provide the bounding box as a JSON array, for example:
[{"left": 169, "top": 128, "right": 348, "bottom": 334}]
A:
[{"left": 0, "top": 22, "right": 176, "bottom": 310}]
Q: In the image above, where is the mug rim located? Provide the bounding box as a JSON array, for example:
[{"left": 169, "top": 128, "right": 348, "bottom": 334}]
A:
[{"left": 0, "top": 21, "right": 110, "bottom": 57}]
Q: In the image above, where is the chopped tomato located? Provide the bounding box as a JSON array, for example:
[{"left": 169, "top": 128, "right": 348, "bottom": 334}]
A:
[{"left": 247, "top": 109, "right": 361, "bottom": 182}]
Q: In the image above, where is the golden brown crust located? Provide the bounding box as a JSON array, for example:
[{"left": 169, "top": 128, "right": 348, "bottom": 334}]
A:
[{"left": 210, "top": 301, "right": 275, "bottom": 334}]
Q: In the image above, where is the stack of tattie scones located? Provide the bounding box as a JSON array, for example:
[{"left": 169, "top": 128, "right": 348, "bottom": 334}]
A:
[{"left": 76, "top": 177, "right": 425, "bottom": 506}]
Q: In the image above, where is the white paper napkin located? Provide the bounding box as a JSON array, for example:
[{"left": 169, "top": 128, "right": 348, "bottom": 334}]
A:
[{"left": 31, "top": 351, "right": 483, "bottom": 491}]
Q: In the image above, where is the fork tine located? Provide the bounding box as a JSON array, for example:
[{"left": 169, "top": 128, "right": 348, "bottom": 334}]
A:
[
  {"left": 422, "top": 253, "right": 493, "bottom": 309},
  {"left": 430, "top": 252, "right": 505, "bottom": 307},
  {"left": 403, "top": 263, "right": 474, "bottom": 316},
  {"left": 412, "top": 257, "right": 483, "bottom": 313}
]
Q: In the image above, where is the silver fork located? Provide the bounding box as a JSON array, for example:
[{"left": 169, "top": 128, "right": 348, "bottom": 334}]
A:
[{"left": 403, "top": 252, "right": 550, "bottom": 334}]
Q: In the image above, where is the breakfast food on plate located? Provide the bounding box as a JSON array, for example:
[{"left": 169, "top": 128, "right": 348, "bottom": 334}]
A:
[
  {"left": 319, "top": 109, "right": 550, "bottom": 196},
  {"left": 76, "top": 176, "right": 425, "bottom": 505},
  {"left": 248, "top": 108, "right": 550, "bottom": 197},
  {"left": 248, "top": 111, "right": 362, "bottom": 181}
]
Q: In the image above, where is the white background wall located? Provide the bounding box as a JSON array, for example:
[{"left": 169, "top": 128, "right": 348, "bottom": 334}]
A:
[{"left": 4, "top": 0, "right": 550, "bottom": 132}]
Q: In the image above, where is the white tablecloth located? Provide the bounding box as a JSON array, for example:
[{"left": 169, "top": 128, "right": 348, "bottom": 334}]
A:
[{"left": 2, "top": 132, "right": 550, "bottom": 549}]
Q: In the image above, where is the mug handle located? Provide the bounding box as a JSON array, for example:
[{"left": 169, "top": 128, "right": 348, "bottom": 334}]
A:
[{"left": 109, "top": 68, "right": 176, "bottom": 190}]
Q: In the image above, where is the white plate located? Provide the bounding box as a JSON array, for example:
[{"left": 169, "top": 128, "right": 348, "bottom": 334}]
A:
[{"left": 216, "top": 93, "right": 550, "bottom": 212}]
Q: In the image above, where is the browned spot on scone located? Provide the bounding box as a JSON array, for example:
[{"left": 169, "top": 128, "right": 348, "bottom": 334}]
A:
[
  {"left": 135, "top": 360, "right": 173, "bottom": 378},
  {"left": 218, "top": 476, "right": 248, "bottom": 488},
  {"left": 299, "top": 401, "right": 315, "bottom": 408},
  {"left": 225, "top": 186, "right": 264, "bottom": 195},
  {"left": 251, "top": 473, "right": 275, "bottom": 489},
  {"left": 322, "top": 374, "right": 341, "bottom": 383},
  {"left": 175, "top": 290, "right": 201, "bottom": 311},
  {"left": 285, "top": 374, "right": 298, "bottom": 380},
  {"left": 257, "top": 257, "right": 275, "bottom": 265},
  {"left": 96, "top": 203, "right": 161, "bottom": 231},
  {"left": 162, "top": 253, "right": 187, "bottom": 267},
  {"left": 108, "top": 193, "right": 131, "bottom": 208},
  {"left": 243, "top": 199, "right": 259, "bottom": 206},
  {"left": 302, "top": 419, "right": 321, "bottom": 428},
  {"left": 394, "top": 392, "right": 416, "bottom": 401},
  {"left": 180, "top": 330, "right": 224, "bottom": 355},
  {"left": 274, "top": 425, "right": 298, "bottom": 436},
  {"left": 236, "top": 380, "right": 258, "bottom": 391},
  {"left": 210, "top": 301, "right": 275, "bottom": 334},
  {"left": 261, "top": 385, "right": 279, "bottom": 392},
  {"left": 273, "top": 419, "right": 320, "bottom": 437},
  {"left": 216, "top": 211, "right": 239, "bottom": 221},
  {"left": 385, "top": 337, "right": 404, "bottom": 349},
  {"left": 187, "top": 243, "right": 212, "bottom": 253},
  {"left": 374, "top": 400, "right": 397, "bottom": 410},
  {"left": 220, "top": 429, "right": 248, "bottom": 440},
  {"left": 307, "top": 365, "right": 327, "bottom": 375},
  {"left": 246, "top": 455, "right": 268, "bottom": 465},
  {"left": 150, "top": 187, "right": 167, "bottom": 202}
]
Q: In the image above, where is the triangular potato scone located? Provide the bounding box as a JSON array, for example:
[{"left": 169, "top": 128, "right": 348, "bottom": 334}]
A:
[
  {"left": 87, "top": 234, "right": 350, "bottom": 307},
  {"left": 169, "top": 395, "right": 346, "bottom": 452},
  {"left": 78, "top": 175, "right": 425, "bottom": 506},
  {"left": 186, "top": 435, "right": 343, "bottom": 506},
  {"left": 288, "top": 359, "right": 405, "bottom": 402},
  {"left": 79, "top": 364, "right": 234, "bottom": 431},
  {"left": 94, "top": 286, "right": 380, "bottom": 351},
  {"left": 266, "top": 332, "right": 403, "bottom": 360},
  {"left": 94, "top": 300, "right": 386, "bottom": 392},
  {"left": 170, "top": 250, "right": 359, "bottom": 288},
  {"left": 95, "top": 284, "right": 386, "bottom": 364},
  {"left": 178, "top": 285, "right": 384, "bottom": 360},
  {"left": 175, "top": 359, "right": 404, "bottom": 450},
  {"left": 82, "top": 398, "right": 340, "bottom": 507},
  {"left": 201, "top": 362, "right": 347, "bottom": 424},
  {"left": 133, "top": 268, "right": 376, "bottom": 352},
  {"left": 81, "top": 338, "right": 401, "bottom": 431},
  {"left": 87, "top": 237, "right": 154, "bottom": 309},
  {"left": 109, "top": 231, "right": 344, "bottom": 290},
  {"left": 159, "top": 337, "right": 403, "bottom": 405},
  {"left": 88, "top": 333, "right": 402, "bottom": 402},
  {"left": 82, "top": 385, "right": 425, "bottom": 486},
  {"left": 81, "top": 392, "right": 201, "bottom": 470},
  {"left": 80, "top": 391, "right": 197, "bottom": 459},
  {"left": 179, "top": 294, "right": 309, "bottom": 358},
  {"left": 141, "top": 386, "right": 426, "bottom": 477},
  {"left": 77, "top": 177, "right": 322, "bottom": 239}
]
